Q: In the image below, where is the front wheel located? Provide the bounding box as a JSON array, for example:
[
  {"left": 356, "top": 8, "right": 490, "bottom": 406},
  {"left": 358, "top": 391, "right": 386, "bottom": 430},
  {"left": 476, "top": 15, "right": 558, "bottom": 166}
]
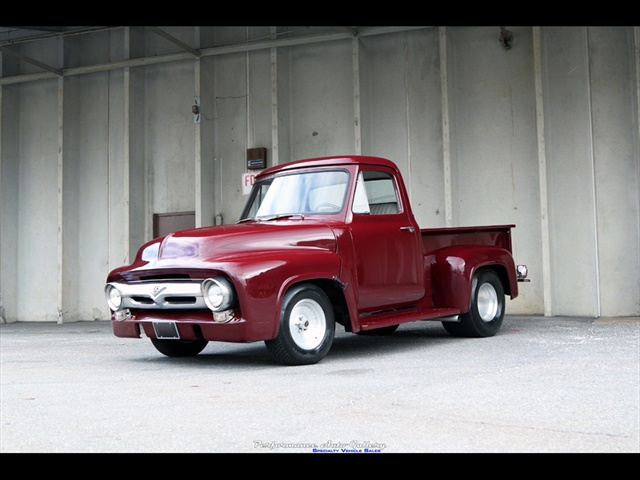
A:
[
  {"left": 265, "top": 283, "right": 335, "bottom": 365},
  {"left": 442, "top": 269, "right": 505, "bottom": 338},
  {"left": 150, "top": 338, "right": 208, "bottom": 357}
]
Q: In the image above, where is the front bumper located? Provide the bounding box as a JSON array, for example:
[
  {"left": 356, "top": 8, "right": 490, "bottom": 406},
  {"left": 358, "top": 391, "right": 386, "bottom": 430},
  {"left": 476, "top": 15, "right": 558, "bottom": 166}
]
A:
[{"left": 111, "top": 309, "right": 271, "bottom": 343}]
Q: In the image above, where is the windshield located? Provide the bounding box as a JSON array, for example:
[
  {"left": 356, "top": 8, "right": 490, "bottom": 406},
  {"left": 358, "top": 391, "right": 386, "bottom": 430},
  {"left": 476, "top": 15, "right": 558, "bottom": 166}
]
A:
[{"left": 239, "top": 169, "right": 349, "bottom": 221}]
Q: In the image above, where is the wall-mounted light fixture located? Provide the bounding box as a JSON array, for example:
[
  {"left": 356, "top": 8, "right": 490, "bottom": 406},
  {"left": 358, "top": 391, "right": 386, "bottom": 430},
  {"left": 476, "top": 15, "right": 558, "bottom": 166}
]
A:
[{"left": 499, "top": 27, "right": 513, "bottom": 50}]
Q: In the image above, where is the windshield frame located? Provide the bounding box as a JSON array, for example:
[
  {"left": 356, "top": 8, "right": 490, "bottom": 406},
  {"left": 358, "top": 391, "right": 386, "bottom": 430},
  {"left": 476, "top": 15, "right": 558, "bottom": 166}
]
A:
[{"left": 238, "top": 168, "right": 351, "bottom": 222}]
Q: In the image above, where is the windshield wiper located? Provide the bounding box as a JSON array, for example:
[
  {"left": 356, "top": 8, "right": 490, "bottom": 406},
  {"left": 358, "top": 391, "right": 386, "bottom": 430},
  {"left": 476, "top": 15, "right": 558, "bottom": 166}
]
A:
[
  {"left": 237, "top": 213, "right": 305, "bottom": 224},
  {"left": 263, "top": 213, "right": 305, "bottom": 221}
]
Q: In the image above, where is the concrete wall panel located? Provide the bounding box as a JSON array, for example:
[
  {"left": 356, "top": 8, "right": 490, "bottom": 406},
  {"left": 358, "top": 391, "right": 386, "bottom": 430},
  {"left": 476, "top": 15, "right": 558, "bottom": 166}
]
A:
[
  {"left": 543, "top": 27, "right": 600, "bottom": 317},
  {"left": 106, "top": 65, "right": 127, "bottom": 272},
  {"left": 448, "top": 26, "right": 543, "bottom": 313},
  {"left": 128, "top": 63, "right": 147, "bottom": 255},
  {"left": 287, "top": 40, "right": 354, "bottom": 160},
  {"left": 247, "top": 42, "right": 274, "bottom": 159},
  {"left": 360, "top": 33, "right": 409, "bottom": 166},
  {"left": 589, "top": 27, "right": 640, "bottom": 316},
  {"left": 210, "top": 51, "right": 249, "bottom": 224},
  {"left": 63, "top": 73, "right": 110, "bottom": 321},
  {"left": 1, "top": 26, "right": 639, "bottom": 322},
  {"left": 16, "top": 80, "right": 60, "bottom": 321},
  {"left": 199, "top": 56, "right": 217, "bottom": 225},
  {"left": 275, "top": 47, "right": 292, "bottom": 166},
  {"left": 404, "top": 28, "right": 445, "bottom": 229},
  {"left": 0, "top": 85, "right": 19, "bottom": 322},
  {"left": 145, "top": 60, "right": 195, "bottom": 216}
]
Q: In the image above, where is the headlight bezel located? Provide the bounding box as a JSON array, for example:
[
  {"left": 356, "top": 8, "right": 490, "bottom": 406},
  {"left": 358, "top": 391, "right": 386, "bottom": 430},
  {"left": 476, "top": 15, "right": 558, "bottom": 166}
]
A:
[
  {"left": 105, "top": 283, "right": 123, "bottom": 311},
  {"left": 201, "top": 276, "right": 236, "bottom": 312}
]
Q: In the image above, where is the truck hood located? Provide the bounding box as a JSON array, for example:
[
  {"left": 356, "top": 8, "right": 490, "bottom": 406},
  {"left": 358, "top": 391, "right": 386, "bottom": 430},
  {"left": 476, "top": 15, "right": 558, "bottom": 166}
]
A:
[{"left": 148, "top": 221, "right": 337, "bottom": 266}]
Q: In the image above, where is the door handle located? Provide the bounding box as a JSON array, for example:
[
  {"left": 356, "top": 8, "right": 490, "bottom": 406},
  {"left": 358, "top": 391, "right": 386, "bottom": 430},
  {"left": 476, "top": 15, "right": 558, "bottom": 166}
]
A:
[{"left": 400, "top": 226, "right": 415, "bottom": 233}]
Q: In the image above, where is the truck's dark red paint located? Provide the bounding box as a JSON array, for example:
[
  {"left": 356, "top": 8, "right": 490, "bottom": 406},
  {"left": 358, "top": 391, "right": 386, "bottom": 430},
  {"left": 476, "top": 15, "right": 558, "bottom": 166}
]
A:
[{"left": 106, "top": 155, "right": 528, "bottom": 365}]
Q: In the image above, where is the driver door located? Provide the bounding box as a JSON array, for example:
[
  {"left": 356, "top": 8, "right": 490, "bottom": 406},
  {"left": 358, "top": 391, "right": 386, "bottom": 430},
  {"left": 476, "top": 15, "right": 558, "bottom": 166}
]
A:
[{"left": 350, "top": 168, "right": 424, "bottom": 311}]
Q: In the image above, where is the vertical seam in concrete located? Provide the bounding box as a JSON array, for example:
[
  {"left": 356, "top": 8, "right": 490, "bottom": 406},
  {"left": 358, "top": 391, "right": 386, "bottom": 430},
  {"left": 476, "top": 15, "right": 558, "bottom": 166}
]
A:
[
  {"left": 106, "top": 54, "right": 111, "bottom": 272},
  {"left": 533, "top": 27, "right": 553, "bottom": 317},
  {"left": 123, "top": 28, "right": 131, "bottom": 264},
  {"left": 271, "top": 30, "right": 279, "bottom": 166},
  {"left": 57, "top": 75, "right": 64, "bottom": 323},
  {"left": 635, "top": 26, "right": 640, "bottom": 290},
  {"left": 245, "top": 28, "right": 252, "bottom": 152},
  {"left": 145, "top": 82, "right": 152, "bottom": 243},
  {"left": 352, "top": 37, "right": 361, "bottom": 156},
  {"left": 636, "top": 27, "right": 640, "bottom": 158},
  {"left": 194, "top": 28, "right": 202, "bottom": 228},
  {"left": 194, "top": 58, "right": 202, "bottom": 227},
  {"left": 439, "top": 27, "right": 453, "bottom": 227},
  {"left": 585, "top": 27, "right": 601, "bottom": 318},
  {"left": 0, "top": 82, "right": 4, "bottom": 323},
  {"left": 404, "top": 34, "right": 412, "bottom": 200}
]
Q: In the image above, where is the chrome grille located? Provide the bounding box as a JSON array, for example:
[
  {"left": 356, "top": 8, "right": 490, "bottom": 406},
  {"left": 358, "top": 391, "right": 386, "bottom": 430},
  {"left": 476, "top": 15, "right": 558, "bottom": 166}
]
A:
[{"left": 109, "top": 281, "right": 207, "bottom": 310}]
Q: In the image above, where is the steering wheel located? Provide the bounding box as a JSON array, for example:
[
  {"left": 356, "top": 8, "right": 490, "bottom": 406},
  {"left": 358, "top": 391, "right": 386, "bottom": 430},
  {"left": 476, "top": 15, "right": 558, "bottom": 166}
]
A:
[{"left": 315, "top": 202, "right": 340, "bottom": 213}]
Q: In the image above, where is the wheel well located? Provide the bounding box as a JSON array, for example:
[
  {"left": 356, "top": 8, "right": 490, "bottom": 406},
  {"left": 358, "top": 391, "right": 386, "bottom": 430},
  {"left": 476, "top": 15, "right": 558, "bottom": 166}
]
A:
[
  {"left": 303, "top": 278, "right": 351, "bottom": 332},
  {"left": 480, "top": 264, "right": 510, "bottom": 296}
]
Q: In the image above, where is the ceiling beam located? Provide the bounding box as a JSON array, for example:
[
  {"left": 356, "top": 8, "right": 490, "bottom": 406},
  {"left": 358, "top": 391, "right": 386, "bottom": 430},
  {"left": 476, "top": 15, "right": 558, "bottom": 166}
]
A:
[
  {"left": 0, "top": 26, "right": 430, "bottom": 86},
  {"left": 0, "top": 46, "right": 62, "bottom": 76},
  {"left": 147, "top": 27, "right": 200, "bottom": 57}
]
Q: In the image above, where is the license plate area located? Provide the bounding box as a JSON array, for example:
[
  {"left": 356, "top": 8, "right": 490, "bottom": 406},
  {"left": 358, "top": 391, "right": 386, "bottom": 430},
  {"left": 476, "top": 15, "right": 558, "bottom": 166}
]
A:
[{"left": 153, "top": 321, "right": 180, "bottom": 339}]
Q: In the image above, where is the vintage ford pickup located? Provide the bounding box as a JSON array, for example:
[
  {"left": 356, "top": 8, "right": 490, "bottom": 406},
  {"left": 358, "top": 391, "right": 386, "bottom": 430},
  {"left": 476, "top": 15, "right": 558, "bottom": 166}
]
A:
[{"left": 105, "top": 155, "right": 528, "bottom": 365}]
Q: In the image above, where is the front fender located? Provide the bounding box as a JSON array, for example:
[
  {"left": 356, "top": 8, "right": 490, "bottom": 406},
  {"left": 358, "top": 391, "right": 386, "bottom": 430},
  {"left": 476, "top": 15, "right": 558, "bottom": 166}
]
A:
[
  {"left": 430, "top": 245, "right": 517, "bottom": 311},
  {"left": 228, "top": 250, "right": 343, "bottom": 340}
]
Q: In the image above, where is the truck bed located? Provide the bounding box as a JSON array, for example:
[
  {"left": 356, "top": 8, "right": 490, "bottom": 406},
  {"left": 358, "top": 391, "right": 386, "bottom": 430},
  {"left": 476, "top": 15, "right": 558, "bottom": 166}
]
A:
[{"left": 421, "top": 224, "right": 514, "bottom": 255}]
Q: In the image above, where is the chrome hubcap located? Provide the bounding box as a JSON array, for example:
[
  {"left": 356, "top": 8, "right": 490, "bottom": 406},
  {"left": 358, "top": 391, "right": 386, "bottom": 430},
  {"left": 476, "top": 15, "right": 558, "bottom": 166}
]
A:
[
  {"left": 289, "top": 298, "right": 326, "bottom": 350},
  {"left": 477, "top": 283, "right": 499, "bottom": 322}
]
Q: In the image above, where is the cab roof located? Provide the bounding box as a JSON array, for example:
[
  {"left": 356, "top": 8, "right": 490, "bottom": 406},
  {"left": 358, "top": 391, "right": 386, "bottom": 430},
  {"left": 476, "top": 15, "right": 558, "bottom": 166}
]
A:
[{"left": 257, "top": 155, "right": 400, "bottom": 178}]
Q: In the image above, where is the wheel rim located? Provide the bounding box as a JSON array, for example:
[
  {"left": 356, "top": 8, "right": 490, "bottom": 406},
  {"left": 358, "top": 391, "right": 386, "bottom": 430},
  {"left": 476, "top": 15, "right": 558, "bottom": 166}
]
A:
[
  {"left": 288, "top": 298, "right": 327, "bottom": 350},
  {"left": 477, "top": 282, "right": 499, "bottom": 322}
]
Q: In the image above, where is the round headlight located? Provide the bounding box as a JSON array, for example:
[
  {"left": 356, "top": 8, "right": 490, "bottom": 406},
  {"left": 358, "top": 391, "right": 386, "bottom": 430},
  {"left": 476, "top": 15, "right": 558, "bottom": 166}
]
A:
[
  {"left": 202, "top": 277, "right": 235, "bottom": 312},
  {"left": 105, "top": 284, "right": 122, "bottom": 311}
]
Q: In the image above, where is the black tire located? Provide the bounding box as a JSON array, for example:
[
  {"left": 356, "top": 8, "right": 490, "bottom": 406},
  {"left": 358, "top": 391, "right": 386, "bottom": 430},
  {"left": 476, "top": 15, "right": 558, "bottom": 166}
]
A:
[
  {"left": 265, "top": 283, "right": 335, "bottom": 365},
  {"left": 442, "top": 269, "right": 505, "bottom": 338},
  {"left": 150, "top": 338, "right": 208, "bottom": 357},
  {"left": 357, "top": 325, "right": 399, "bottom": 336}
]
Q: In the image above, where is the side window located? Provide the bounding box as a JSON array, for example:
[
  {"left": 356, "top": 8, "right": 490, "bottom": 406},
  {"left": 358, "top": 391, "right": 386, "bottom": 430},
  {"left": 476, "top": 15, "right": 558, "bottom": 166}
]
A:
[
  {"left": 352, "top": 172, "right": 370, "bottom": 214},
  {"left": 353, "top": 170, "right": 399, "bottom": 215}
]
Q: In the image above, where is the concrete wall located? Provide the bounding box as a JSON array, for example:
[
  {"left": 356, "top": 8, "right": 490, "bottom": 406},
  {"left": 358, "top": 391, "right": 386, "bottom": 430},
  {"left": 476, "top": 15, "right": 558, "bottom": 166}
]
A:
[{"left": 1, "top": 26, "right": 638, "bottom": 323}]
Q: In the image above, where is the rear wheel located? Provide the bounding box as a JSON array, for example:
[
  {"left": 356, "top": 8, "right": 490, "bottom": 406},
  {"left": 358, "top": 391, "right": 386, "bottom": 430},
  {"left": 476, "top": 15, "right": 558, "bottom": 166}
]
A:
[
  {"left": 265, "top": 283, "right": 335, "bottom": 365},
  {"left": 150, "top": 338, "right": 208, "bottom": 357},
  {"left": 442, "top": 269, "right": 505, "bottom": 338}
]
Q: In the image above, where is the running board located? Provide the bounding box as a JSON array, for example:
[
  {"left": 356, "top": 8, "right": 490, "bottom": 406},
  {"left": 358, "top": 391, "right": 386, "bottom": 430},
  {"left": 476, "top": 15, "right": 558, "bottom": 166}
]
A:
[{"left": 359, "top": 307, "right": 461, "bottom": 331}]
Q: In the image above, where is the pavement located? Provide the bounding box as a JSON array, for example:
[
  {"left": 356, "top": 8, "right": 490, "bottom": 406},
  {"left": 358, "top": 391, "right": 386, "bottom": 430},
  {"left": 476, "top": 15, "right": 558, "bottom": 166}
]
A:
[{"left": 1, "top": 315, "right": 638, "bottom": 453}]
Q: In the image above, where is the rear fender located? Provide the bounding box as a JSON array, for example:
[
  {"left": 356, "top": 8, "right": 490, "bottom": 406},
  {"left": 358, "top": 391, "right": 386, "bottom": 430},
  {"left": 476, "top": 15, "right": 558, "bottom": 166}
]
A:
[{"left": 429, "top": 246, "right": 517, "bottom": 311}]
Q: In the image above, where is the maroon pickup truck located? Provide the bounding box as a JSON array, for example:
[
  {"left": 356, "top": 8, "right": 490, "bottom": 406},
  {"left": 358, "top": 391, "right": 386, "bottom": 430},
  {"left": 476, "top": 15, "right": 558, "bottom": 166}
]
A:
[{"left": 105, "top": 155, "right": 528, "bottom": 365}]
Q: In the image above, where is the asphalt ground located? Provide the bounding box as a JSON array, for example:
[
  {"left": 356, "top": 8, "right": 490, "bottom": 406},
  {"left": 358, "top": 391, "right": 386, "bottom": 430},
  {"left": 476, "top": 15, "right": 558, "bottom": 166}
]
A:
[{"left": 1, "top": 315, "right": 638, "bottom": 454}]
